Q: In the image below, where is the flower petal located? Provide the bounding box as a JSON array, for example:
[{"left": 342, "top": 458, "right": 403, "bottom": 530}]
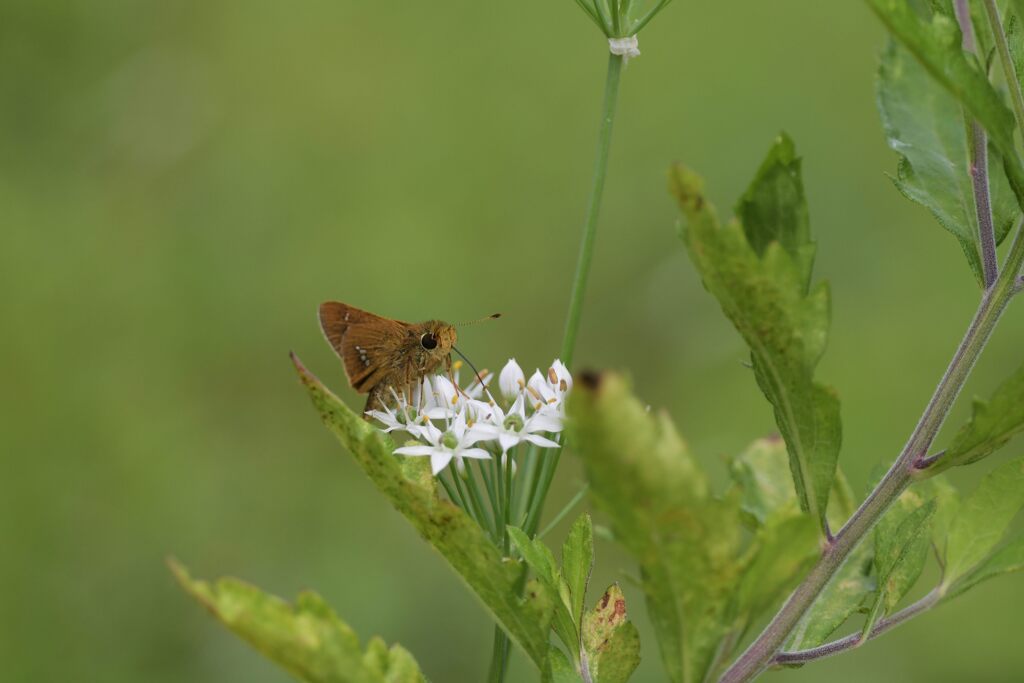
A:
[
  {"left": 458, "top": 448, "right": 492, "bottom": 461},
  {"left": 394, "top": 445, "right": 435, "bottom": 456},
  {"left": 430, "top": 451, "right": 454, "bottom": 475},
  {"left": 498, "top": 432, "right": 521, "bottom": 453},
  {"left": 524, "top": 434, "right": 561, "bottom": 449}
]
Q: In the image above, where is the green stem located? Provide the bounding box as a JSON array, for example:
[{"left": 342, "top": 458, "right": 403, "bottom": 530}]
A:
[
  {"left": 487, "top": 625, "right": 510, "bottom": 683},
  {"left": 560, "top": 53, "right": 624, "bottom": 367},
  {"left": 719, "top": 222, "right": 1024, "bottom": 682},
  {"left": 521, "top": 52, "right": 623, "bottom": 535},
  {"left": 486, "top": 51, "right": 625, "bottom": 683},
  {"left": 538, "top": 484, "right": 590, "bottom": 539},
  {"left": 464, "top": 464, "right": 497, "bottom": 541}
]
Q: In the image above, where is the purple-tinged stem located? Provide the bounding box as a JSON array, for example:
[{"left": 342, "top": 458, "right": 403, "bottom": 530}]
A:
[{"left": 773, "top": 589, "right": 940, "bottom": 665}]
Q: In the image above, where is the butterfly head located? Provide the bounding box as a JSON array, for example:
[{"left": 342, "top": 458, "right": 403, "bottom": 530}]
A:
[{"left": 418, "top": 321, "right": 457, "bottom": 357}]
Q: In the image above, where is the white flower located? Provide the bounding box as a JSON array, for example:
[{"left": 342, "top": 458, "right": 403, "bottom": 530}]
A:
[
  {"left": 420, "top": 375, "right": 462, "bottom": 420},
  {"left": 498, "top": 359, "right": 526, "bottom": 401},
  {"left": 394, "top": 412, "right": 491, "bottom": 475},
  {"left": 526, "top": 360, "right": 573, "bottom": 418},
  {"left": 548, "top": 359, "right": 572, "bottom": 393},
  {"left": 471, "top": 394, "right": 562, "bottom": 454}
]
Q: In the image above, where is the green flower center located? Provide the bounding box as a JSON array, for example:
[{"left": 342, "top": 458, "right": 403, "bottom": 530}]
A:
[
  {"left": 441, "top": 431, "right": 460, "bottom": 450},
  {"left": 503, "top": 414, "right": 525, "bottom": 432}
]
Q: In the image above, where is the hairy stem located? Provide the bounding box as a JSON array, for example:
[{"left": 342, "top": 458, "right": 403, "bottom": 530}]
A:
[
  {"left": 955, "top": 1, "right": 999, "bottom": 287},
  {"left": 719, "top": 223, "right": 1024, "bottom": 682},
  {"left": 773, "top": 589, "right": 941, "bottom": 665}
]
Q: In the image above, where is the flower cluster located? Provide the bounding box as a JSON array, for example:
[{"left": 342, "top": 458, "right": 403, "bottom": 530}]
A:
[{"left": 367, "top": 359, "right": 571, "bottom": 476}]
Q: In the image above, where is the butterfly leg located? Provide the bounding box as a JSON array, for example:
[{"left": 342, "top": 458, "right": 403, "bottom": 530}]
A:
[{"left": 363, "top": 384, "right": 391, "bottom": 419}]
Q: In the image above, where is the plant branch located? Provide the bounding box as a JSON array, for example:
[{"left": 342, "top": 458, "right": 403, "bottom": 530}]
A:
[
  {"left": 719, "top": 222, "right": 1024, "bottom": 683},
  {"left": 772, "top": 589, "right": 941, "bottom": 665},
  {"left": 955, "top": 0, "right": 999, "bottom": 287}
]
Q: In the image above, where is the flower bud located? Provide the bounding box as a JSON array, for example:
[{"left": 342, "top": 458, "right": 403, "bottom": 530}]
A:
[{"left": 499, "top": 359, "right": 525, "bottom": 401}]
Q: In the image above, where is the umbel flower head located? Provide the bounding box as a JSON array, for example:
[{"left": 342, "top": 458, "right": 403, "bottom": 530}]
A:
[{"left": 369, "top": 359, "right": 570, "bottom": 476}]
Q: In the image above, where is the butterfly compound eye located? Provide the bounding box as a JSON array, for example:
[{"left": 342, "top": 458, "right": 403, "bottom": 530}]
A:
[{"left": 420, "top": 333, "right": 439, "bottom": 350}]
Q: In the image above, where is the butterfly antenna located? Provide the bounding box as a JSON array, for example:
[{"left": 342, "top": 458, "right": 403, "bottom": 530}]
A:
[{"left": 454, "top": 313, "right": 502, "bottom": 327}]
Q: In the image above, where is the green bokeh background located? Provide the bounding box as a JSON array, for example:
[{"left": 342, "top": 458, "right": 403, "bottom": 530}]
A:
[{"left": 4, "top": 1, "right": 1024, "bottom": 681}]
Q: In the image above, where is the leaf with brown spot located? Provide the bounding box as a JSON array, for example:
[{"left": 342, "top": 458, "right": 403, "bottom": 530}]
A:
[{"left": 581, "top": 584, "right": 640, "bottom": 683}]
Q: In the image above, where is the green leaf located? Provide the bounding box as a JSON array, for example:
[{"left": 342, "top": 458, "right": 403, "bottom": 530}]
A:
[
  {"left": 932, "top": 364, "right": 1024, "bottom": 473},
  {"left": 581, "top": 584, "right": 642, "bottom": 683},
  {"left": 729, "top": 436, "right": 855, "bottom": 531},
  {"left": 942, "top": 456, "right": 1024, "bottom": 587},
  {"left": 875, "top": 498, "right": 936, "bottom": 613},
  {"left": 787, "top": 541, "right": 874, "bottom": 651},
  {"left": 507, "top": 526, "right": 579, "bottom": 662},
  {"left": 543, "top": 647, "right": 581, "bottom": 683},
  {"left": 867, "top": 0, "right": 1024, "bottom": 203},
  {"left": 734, "top": 134, "right": 814, "bottom": 291},
  {"left": 946, "top": 533, "right": 1024, "bottom": 599},
  {"left": 877, "top": 39, "right": 1018, "bottom": 284},
  {"left": 562, "top": 513, "right": 595, "bottom": 629},
  {"left": 734, "top": 514, "right": 820, "bottom": 632},
  {"left": 169, "top": 559, "right": 426, "bottom": 683},
  {"left": 291, "top": 354, "right": 553, "bottom": 668},
  {"left": 671, "top": 138, "right": 842, "bottom": 534},
  {"left": 862, "top": 500, "right": 935, "bottom": 638},
  {"left": 569, "top": 372, "right": 741, "bottom": 683},
  {"left": 729, "top": 436, "right": 801, "bottom": 526}
]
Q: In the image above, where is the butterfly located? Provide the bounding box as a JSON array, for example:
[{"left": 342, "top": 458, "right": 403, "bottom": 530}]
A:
[{"left": 318, "top": 301, "right": 496, "bottom": 416}]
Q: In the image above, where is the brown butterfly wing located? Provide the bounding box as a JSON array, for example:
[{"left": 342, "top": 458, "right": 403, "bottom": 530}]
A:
[{"left": 318, "top": 302, "right": 412, "bottom": 394}]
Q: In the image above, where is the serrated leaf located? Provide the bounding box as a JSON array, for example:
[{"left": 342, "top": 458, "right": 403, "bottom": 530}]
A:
[
  {"left": 569, "top": 373, "right": 741, "bottom": 683},
  {"left": 507, "top": 526, "right": 580, "bottom": 665},
  {"left": 291, "top": 354, "right": 552, "bottom": 668},
  {"left": 946, "top": 534, "right": 1024, "bottom": 599},
  {"left": 170, "top": 560, "right": 426, "bottom": 683},
  {"left": 562, "top": 513, "right": 595, "bottom": 629},
  {"left": 671, "top": 138, "right": 841, "bottom": 534},
  {"left": 734, "top": 134, "right": 814, "bottom": 290},
  {"left": 867, "top": 0, "right": 1024, "bottom": 204},
  {"left": 932, "top": 364, "right": 1024, "bottom": 473},
  {"left": 942, "top": 456, "right": 1024, "bottom": 587},
  {"left": 877, "top": 38, "right": 1018, "bottom": 284},
  {"left": 863, "top": 500, "right": 935, "bottom": 637},
  {"left": 581, "top": 584, "right": 641, "bottom": 683},
  {"left": 787, "top": 540, "right": 874, "bottom": 651}
]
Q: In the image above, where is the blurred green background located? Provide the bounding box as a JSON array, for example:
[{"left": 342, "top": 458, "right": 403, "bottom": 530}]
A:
[{"left": 4, "top": 1, "right": 1024, "bottom": 681}]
